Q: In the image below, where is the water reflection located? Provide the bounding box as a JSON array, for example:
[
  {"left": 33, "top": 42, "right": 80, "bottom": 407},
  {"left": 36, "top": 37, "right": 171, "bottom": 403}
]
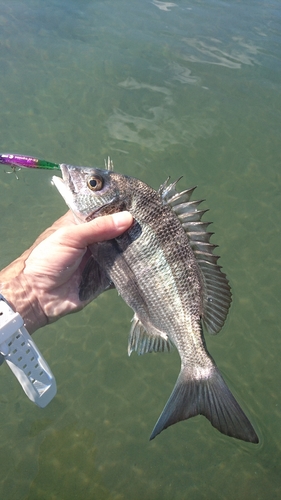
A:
[{"left": 181, "top": 37, "right": 260, "bottom": 68}]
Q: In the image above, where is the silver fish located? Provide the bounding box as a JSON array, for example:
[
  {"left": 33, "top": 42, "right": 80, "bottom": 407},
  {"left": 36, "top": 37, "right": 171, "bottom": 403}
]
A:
[{"left": 52, "top": 162, "right": 258, "bottom": 443}]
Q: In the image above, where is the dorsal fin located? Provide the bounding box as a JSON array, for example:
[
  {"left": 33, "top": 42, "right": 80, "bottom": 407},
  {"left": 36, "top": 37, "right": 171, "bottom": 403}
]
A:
[
  {"left": 160, "top": 179, "right": 232, "bottom": 335},
  {"left": 104, "top": 156, "right": 114, "bottom": 171}
]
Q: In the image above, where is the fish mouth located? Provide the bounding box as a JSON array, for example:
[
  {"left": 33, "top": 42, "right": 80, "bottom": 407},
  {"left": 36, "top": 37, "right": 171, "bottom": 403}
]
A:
[
  {"left": 52, "top": 164, "right": 79, "bottom": 214},
  {"left": 52, "top": 171, "right": 72, "bottom": 203}
]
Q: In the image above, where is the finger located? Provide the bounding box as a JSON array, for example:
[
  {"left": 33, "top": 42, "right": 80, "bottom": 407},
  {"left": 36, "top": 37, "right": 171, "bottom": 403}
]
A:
[{"left": 54, "top": 211, "right": 133, "bottom": 249}]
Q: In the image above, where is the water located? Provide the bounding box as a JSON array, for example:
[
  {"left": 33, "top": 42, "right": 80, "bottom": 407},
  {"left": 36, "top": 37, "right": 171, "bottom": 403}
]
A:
[{"left": 0, "top": 0, "right": 280, "bottom": 498}]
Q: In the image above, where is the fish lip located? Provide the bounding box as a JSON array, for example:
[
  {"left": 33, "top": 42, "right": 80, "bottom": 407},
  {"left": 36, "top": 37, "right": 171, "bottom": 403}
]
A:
[
  {"left": 52, "top": 163, "right": 82, "bottom": 199},
  {"left": 52, "top": 172, "right": 70, "bottom": 199},
  {"left": 52, "top": 164, "right": 77, "bottom": 211},
  {"left": 58, "top": 164, "right": 75, "bottom": 191}
]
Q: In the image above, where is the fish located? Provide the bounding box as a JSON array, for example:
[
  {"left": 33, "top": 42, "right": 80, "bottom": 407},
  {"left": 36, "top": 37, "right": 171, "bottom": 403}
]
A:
[{"left": 52, "top": 161, "right": 258, "bottom": 443}]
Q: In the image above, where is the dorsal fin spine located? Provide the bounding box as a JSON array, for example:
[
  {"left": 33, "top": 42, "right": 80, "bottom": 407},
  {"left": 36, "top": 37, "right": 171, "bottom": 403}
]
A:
[{"left": 161, "top": 179, "right": 232, "bottom": 335}]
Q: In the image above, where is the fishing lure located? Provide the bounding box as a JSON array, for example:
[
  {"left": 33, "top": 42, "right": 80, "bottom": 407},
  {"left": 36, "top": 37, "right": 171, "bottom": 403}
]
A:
[{"left": 0, "top": 153, "right": 60, "bottom": 178}]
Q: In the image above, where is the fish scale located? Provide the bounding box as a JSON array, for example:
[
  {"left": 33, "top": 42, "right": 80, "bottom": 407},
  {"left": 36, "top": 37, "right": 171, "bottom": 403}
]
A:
[{"left": 52, "top": 162, "right": 258, "bottom": 444}]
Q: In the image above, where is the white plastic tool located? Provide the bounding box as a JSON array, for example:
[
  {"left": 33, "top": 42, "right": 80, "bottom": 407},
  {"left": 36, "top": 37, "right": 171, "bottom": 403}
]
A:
[{"left": 0, "top": 295, "right": 57, "bottom": 407}]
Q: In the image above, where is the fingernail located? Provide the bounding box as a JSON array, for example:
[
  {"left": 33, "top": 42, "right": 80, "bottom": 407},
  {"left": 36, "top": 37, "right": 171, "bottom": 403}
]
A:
[{"left": 111, "top": 211, "right": 133, "bottom": 229}]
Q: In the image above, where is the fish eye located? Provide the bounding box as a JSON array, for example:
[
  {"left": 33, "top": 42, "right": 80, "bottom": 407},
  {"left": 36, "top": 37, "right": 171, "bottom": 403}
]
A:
[{"left": 87, "top": 175, "right": 103, "bottom": 191}]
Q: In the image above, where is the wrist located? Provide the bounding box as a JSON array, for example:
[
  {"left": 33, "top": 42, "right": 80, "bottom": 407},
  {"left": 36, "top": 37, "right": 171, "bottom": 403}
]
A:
[{"left": 0, "top": 274, "right": 48, "bottom": 334}]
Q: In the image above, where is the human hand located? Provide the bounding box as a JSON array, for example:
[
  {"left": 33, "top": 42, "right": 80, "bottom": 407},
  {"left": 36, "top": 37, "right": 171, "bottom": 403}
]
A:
[{"left": 0, "top": 211, "right": 133, "bottom": 333}]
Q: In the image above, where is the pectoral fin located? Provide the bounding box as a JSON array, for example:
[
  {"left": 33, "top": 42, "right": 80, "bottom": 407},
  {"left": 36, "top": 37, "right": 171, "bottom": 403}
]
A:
[{"left": 79, "top": 255, "right": 114, "bottom": 301}]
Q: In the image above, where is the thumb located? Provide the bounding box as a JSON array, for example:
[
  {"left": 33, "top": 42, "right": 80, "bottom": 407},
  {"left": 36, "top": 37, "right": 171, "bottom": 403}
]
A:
[{"left": 55, "top": 211, "right": 133, "bottom": 249}]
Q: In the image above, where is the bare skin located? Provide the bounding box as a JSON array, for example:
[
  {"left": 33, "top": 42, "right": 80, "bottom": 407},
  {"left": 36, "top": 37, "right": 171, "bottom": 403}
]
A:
[{"left": 0, "top": 211, "right": 133, "bottom": 334}]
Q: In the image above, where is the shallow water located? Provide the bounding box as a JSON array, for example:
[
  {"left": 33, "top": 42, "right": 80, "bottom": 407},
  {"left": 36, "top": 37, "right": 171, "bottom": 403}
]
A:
[{"left": 0, "top": 0, "right": 280, "bottom": 498}]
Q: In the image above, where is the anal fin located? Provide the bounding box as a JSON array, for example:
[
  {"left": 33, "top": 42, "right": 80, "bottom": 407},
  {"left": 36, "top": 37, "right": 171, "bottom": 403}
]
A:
[{"left": 128, "top": 314, "right": 173, "bottom": 356}]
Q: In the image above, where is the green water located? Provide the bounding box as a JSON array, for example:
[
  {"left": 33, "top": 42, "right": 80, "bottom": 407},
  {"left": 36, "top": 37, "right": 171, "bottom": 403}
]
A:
[{"left": 0, "top": 0, "right": 280, "bottom": 498}]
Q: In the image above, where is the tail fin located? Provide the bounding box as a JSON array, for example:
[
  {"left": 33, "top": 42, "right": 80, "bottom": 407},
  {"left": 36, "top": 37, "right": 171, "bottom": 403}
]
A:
[{"left": 150, "top": 366, "right": 258, "bottom": 443}]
